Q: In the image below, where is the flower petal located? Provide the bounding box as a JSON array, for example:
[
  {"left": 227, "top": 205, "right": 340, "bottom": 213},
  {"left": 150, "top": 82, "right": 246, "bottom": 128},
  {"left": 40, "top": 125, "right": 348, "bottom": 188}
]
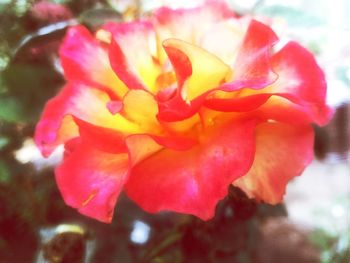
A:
[
  {"left": 122, "top": 89, "right": 160, "bottom": 132},
  {"left": 252, "top": 96, "right": 331, "bottom": 125},
  {"left": 157, "top": 39, "right": 232, "bottom": 121},
  {"left": 56, "top": 141, "right": 129, "bottom": 223},
  {"left": 234, "top": 122, "right": 314, "bottom": 204},
  {"left": 34, "top": 83, "right": 137, "bottom": 157},
  {"left": 233, "top": 19, "right": 278, "bottom": 83},
  {"left": 268, "top": 41, "right": 333, "bottom": 125},
  {"left": 199, "top": 19, "right": 246, "bottom": 65},
  {"left": 204, "top": 91, "right": 272, "bottom": 112},
  {"left": 125, "top": 117, "right": 257, "bottom": 220},
  {"left": 105, "top": 21, "right": 161, "bottom": 93},
  {"left": 158, "top": 20, "right": 279, "bottom": 121},
  {"left": 163, "top": 38, "right": 232, "bottom": 101},
  {"left": 205, "top": 40, "right": 333, "bottom": 126},
  {"left": 234, "top": 42, "right": 333, "bottom": 125},
  {"left": 59, "top": 25, "right": 128, "bottom": 98},
  {"left": 73, "top": 118, "right": 127, "bottom": 154},
  {"left": 126, "top": 134, "right": 163, "bottom": 165}
]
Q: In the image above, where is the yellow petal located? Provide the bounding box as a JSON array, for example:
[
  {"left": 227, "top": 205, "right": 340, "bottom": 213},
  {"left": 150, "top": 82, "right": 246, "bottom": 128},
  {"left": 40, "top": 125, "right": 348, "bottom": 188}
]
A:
[{"left": 163, "top": 38, "right": 232, "bottom": 101}]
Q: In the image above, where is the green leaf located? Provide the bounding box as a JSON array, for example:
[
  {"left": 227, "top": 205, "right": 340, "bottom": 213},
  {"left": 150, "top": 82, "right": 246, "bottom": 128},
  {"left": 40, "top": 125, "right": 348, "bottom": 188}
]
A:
[
  {"left": 0, "top": 96, "right": 26, "bottom": 122},
  {"left": 0, "top": 136, "right": 10, "bottom": 149},
  {"left": 1, "top": 63, "right": 63, "bottom": 122},
  {"left": 79, "top": 8, "right": 122, "bottom": 29},
  {"left": 0, "top": 160, "right": 10, "bottom": 184}
]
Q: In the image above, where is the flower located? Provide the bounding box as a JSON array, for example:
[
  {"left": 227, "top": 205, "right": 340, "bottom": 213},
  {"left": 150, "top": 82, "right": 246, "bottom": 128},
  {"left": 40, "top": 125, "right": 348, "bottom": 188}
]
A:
[{"left": 35, "top": 0, "right": 332, "bottom": 223}]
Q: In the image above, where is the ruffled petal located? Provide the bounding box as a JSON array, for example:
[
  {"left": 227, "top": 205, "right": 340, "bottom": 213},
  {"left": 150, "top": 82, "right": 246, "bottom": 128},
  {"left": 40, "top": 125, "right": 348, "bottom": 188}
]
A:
[
  {"left": 122, "top": 90, "right": 197, "bottom": 149},
  {"left": 251, "top": 96, "right": 332, "bottom": 125},
  {"left": 205, "top": 37, "right": 333, "bottom": 126},
  {"left": 62, "top": 87, "right": 197, "bottom": 153},
  {"left": 157, "top": 39, "right": 232, "bottom": 121},
  {"left": 73, "top": 118, "right": 127, "bottom": 154},
  {"left": 125, "top": 117, "right": 257, "bottom": 220},
  {"left": 105, "top": 21, "right": 161, "bottom": 93},
  {"left": 34, "top": 83, "right": 137, "bottom": 157},
  {"left": 267, "top": 41, "right": 333, "bottom": 125},
  {"left": 126, "top": 134, "right": 163, "bottom": 165},
  {"left": 56, "top": 141, "right": 129, "bottom": 223},
  {"left": 233, "top": 19, "right": 278, "bottom": 82},
  {"left": 164, "top": 38, "right": 232, "bottom": 100},
  {"left": 59, "top": 26, "right": 128, "bottom": 98},
  {"left": 237, "top": 42, "right": 333, "bottom": 125},
  {"left": 204, "top": 91, "right": 272, "bottom": 112},
  {"left": 200, "top": 19, "right": 278, "bottom": 111},
  {"left": 234, "top": 122, "right": 314, "bottom": 204},
  {"left": 122, "top": 89, "right": 160, "bottom": 132}
]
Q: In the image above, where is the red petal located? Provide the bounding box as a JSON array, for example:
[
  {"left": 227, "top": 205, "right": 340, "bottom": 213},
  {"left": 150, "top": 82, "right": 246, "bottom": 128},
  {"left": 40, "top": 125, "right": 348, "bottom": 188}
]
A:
[
  {"left": 251, "top": 96, "right": 331, "bottom": 125},
  {"left": 151, "top": 135, "right": 196, "bottom": 151},
  {"left": 109, "top": 38, "right": 146, "bottom": 90},
  {"left": 158, "top": 39, "right": 231, "bottom": 121},
  {"left": 233, "top": 19, "right": 278, "bottom": 83},
  {"left": 157, "top": 20, "right": 279, "bottom": 121},
  {"left": 73, "top": 118, "right": 127, "bottom": 154},
  {"left": 74, "top": 111, "right": 195, "bottom": 155},
  {"left": 56, "top": 141, "right": 129, "bottom": 223},
  {"left": 157, "top": 92, "right": 200, "bottom": 121},
  {"left": 162, "top": 44, "right": 192, "bottom": 87},
  {"left": 164, "top": 38, "right": 232, "bottom": 100},
  {"left": 234, "top": 122, "right": 314, "bottom": 204},
  {"left": 205, "top": 40, "right": 333, "bottom": 126},
  {"left": 60, "top": 26, "right": 128, "bottom": 98},
  {"left": 205, "top": 91, "right": 272, "bottom": 112},
  {"left": 125, "top": 118, "right": 257, "bottom": 220},
  {"left": 203, "top": 19, "right": 279, "bottom": 110},
  {"left": 268, "top": 41, "right": 333, "bottom": 125},
  {"left": 34, "top": 83, "right": 130, "bottom": 157},
  {"left": 105, "top": 21, "right": 160, "bottom": 93},
  {"left": 75, "top": 117, "right": 196, "bottom": 154}
]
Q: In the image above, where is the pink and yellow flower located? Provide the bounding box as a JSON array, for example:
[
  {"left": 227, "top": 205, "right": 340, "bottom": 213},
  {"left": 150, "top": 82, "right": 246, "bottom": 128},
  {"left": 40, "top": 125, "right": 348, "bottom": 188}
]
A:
[{"left": 35, "top": 0, "right": 332, "bottom": 223}]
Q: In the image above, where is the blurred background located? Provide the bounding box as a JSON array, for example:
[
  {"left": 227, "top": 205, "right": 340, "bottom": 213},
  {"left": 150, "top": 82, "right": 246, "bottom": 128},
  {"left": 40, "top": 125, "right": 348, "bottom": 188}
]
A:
[{"left": 0, "top": 0, "right": 350, "bottom": 262}]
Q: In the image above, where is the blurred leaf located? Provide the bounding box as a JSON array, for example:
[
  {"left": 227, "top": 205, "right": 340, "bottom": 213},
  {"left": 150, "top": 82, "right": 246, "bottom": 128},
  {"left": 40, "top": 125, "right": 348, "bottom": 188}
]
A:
[
  {"left": 0, "top": 96, "right": 26, "bottom": 122},
  {"left": 0, "top": 160, "right": 10, "bottom": 184},
  {"left": 311, "top": 228, "right": 350, "bottom": 263},
  {"left": 0, "top": 136, "right": 10, "bottom": 150},
  {"left": 79, "top": 7, "right": 122, "bottom": 29},
  {"left": 0, "top": 74, "right": 7, "bottom": 93},
  {"left": 0, "top": 54, "right": 10, "bottom": 71},
  {"left": 144, "top": 232, "right": 183, "bottom": 261},
  {"left": 1, "top": 63, "right": 63, "bottom": 122}
]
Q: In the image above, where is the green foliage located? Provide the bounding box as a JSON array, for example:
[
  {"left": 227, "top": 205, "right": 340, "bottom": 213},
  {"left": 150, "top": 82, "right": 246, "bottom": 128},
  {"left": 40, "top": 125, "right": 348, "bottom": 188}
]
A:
[
  {"left": 310, "top": 229, "right": 350, "bottom": 263},
  {"left": 79, "top": 7, "right": 123, "bottom": 28},
  {"left": 1, "top": 64, "right": 62, "bottom": 122},
  {"left": 0, "top": 160, "right": 10, "bottom": 184},
  {"left": 0, "top": 96, "right": 26, "bottom": 123}
]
